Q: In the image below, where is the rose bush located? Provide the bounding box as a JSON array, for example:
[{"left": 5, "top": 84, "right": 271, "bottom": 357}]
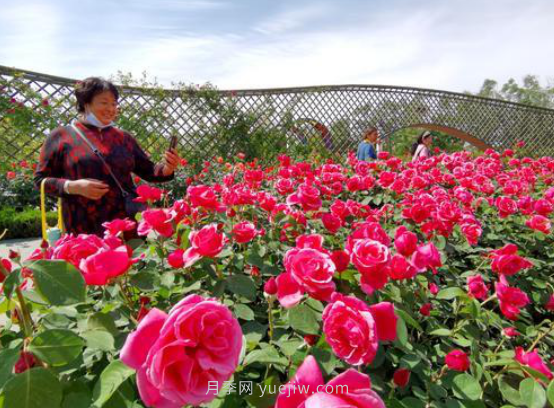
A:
[{"left": 1, "top": 145, "right": 554, "bottom": 407}]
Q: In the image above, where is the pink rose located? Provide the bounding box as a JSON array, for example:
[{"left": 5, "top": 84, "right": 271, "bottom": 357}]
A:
[
  {"left": 52, "top": 234, "right": 132, "bottom": 285},
  {"left": 495, "top": 280, "right": 530, "bottom": 320},
  {"left": 467, "top": 275, "right": 489, "bottom": 300},
  {"left": 445, "top": 350, "right": 470, "bottom": 372},
  {"left": 503, "top": 327, "right": 520, "bottom": 337},
  {"left": 461, "top": 223, "right": 482, "bottom": 246},
  {"left": 284, "top": 246, "right": 336, "bottom": 302},
  {"left": 138, "top": 209, "right": 174, "bottom": 238},
  {"left": 534, "top": 198, "right": 553, "bottom": 216},
  {"left": 323, "top": 293, "right": 397, "bottom": 365},
  {"left": 232, "top": 221, "right": 261, "bottom": 244},
  {"left": 321, "top": 213, "right": 342, "bottom": 234},
  {"left": 182, "top": 224, "right": 228, "bottom": 267},
  {"left": 394, "top": 226, "right": 418, "bottom": 257},
  {"left": 331, "top": 250, "right": 350, "bottom": 273},
  {"left": 526, "top": 215, "right": 551, "bottom": 234},
  {"left": 102, "top": 218, "right": 136, "bottom": 237},
  {"left": 515, "top": 347, "right": 553, "bottom": 380},
  {"left": 287, "top": 184, "right": 322, "bottom": 212},
  {"left": 167, "top": 249, "right": 185, "bottom": 268},
  {"left": 411, "top": 242, "right": 442, "bottom": 273},
  {"left": 490, "top": 244, "right": 533, "bottom": 276},
  {"left": 388, "top": 254, "right": 417, "bottom": 281},
  {"left": 187, "top": 185, "right": 224, "bottom": 211},
  {"left": 135, "top": 185, "right": 164, "bottom": 203},
  {"left": 121, "top": 295, "right": 243, "bottom": 407},
  {"left": 275, "top": 355, "right": 385, "bottom": 408},
  {"left": 496, "top": 196, "right": 518, "bottom": 218},
  {"left": 350, "top": 239, "right": 390, "bottom": 274}
]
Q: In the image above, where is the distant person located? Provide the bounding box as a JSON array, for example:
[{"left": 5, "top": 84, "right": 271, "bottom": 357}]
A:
[
  {"left": 356, "top": 127, "right": 378, "bottom": 161},
  {"left": 411, "top": 131, "right": 432, "bottom": 162}
]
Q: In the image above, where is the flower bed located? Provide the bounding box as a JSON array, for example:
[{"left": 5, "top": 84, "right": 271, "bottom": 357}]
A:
[{"left": 1, "top": 147, "right": 554, "bottom": 407}]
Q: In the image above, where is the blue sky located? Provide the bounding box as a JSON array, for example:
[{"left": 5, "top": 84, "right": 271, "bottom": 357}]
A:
[{"left": 0, "top": 0, "right": 553, "bottom": 92}]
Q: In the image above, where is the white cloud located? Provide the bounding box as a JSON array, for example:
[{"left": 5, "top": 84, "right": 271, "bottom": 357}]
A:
[{"left": 1, "top": 0, "right": 553, "bottom": 93}]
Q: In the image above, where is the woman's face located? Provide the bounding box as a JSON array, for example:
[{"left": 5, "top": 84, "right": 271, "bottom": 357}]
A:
[
  {"left": 423, "top": 135, "right": 433, "bottom": 146},
  {"left": 367, "top": 131, "right": 378, "bottom": 143},
  {"left": 86, "top": 91, "right": 118, "bottom": 125}
]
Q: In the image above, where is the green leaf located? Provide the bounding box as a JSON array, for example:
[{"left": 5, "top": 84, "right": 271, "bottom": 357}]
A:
[
  {"left": 87, "top": 313, "right": 119, "bottom": 337},
  {"left": 429, "top": 328, "right": 453, "bottom": 336},
  {"left": 81, "top": 330, "right": 115, "bottom": 352},
  {"left": 547, "top": 380, "right": 554, "bottom": 405},
  {"left": 28, "top": 329, "right": 84, "bottom": 367},
  {"left": 395, "top": 309, "right": 423, "bottom": 331},
  {"left": 288, "top": 304, "right": 320, "bottom": 335},
  {"left": 395, "top": 316, "right": 408, "bottom": 347},
  {"left": 244, "top": 346, "right": 288, "bottom": 367},
  {"left": 28, "top": 260, "right": 86, "bottom": 305},
  {"left": 0, "top": 348, "right": 20, "bottom": 390},
  {"left": 3, "top": 368, "right": 62, "bottom": 408},
  {"left": 2, "top": 269, "right": 22, "bottom": 300},
  {"left": 437, "top": 287, "right": 466, "bottom": 300},
  {"left": 519, "top": 378, "right": 546, "bottom": 408},
  {"left": 234, "top": 304, "right": 255, "bottom": 321},
  {"left": 452, "top": 373, "right": 482, "bottom": 401},
  {"left": 226, "top": 275, "right": 257, "bottom": 301},
  {"left": 91, "top": 360, "right": 135, "bottom": 408},
  {"left": 499, "top": 376, "right": 523, "bottom": 406}
]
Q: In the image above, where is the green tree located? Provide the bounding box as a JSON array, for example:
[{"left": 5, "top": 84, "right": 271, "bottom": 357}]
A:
[{"left": 475, "top": 75, "right": 554, "bottom": 109}]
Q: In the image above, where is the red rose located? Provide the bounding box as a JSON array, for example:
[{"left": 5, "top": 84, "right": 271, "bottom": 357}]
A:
[
  {"left": 420, "top": 303, "right": 432, "bottom": 316},
  {"left": 393, "top": 368, "right": 411, "bottom": 387},
  {"left": 321, "top": 213, "right": 342, "bottom": 234},
  {"left": 167, "top": 249, "right": 185, "bottom": 268},
  {"left": 467, "top": 275, "right": 489, "bottom": 300},
  {"left": 182, "top": 224, "right": 228, "bottom": 267},
  {"left": 394, "top": 226, "right": 418, "bottom": 257},
  {"left": 490, "top": 244, "right": 533, "bottom": 276},
  {"left": 331, "top": 250, "right": 350, "bottom": 273},
  {"left": 526, "top": 215, "right": 551, "bottom": 234},
  {"left": 496, "top": 196, "right": 518, "bottom": 218},
  {"left": 495, "top": 280, "right": 529, "bottom": 320},
  {"left": 232, "top": 221, "right": 261, "bottom": 244},
  {"left": 445, "top": 350, "right": 470, "bottom": 371}
]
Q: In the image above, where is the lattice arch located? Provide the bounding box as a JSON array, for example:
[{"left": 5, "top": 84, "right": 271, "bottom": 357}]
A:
[{"left": 2, "top": 65, "right": 554, "bottom": 161}]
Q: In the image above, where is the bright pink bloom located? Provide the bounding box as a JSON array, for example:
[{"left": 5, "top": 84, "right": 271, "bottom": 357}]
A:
[
  {"left": 135, "top": 185, "right": 164, "bottom": 203},
  {"left": 445, "top": 350, "right": 470, "bottom": 372},
  {"left": 503, "top": 327, "right": 520, "bottom": 337},
  {"left": 496, "top": 196, "right": 518, "bottom": 218},
  {"left": 287, "top": 184, "right": 322, "bottom": 212},
  {"left": 121, "top": 295, "right": 243, "bottom": 407},
  {"left": 490, "top": 244, "right": 533, "bottom": 276},
  {"left": 232, "top": 221, "right": 261, "bottom": 244},
  {"left": 350, "top": 239, "right": 390, "bottom": 274},
  {"left": 534, "top": 198, "right": 553, "bottom": 216},
  {"left": 411, "top": 242, "right": 442, "bottom": 273},
  {"left": 6, "top": 171, "right": 16, "bottom": 180},
  {"left": 388, "top": 254, "right": 417, "bottom": 280},
  {"left": 102, "top": 218, "right": 136, "bottom": 237},
  {"left": 264, "top": 277, "right": 277, "bottom": 296},
  {"left": 187, "top": 185, "right": 224, "bottom": 211},
  {"left": 495, "top": 280, "right": 530, "bottom": 320},
  {"left": 329, "top": 250, "right": 349, "bottom": 273},
  {"left": 467, "top": 275, "right": 489, "bottom": 300},
  {"left": 276, "top": 272, "right": 304, "bottom": 308},
  {"left": 461, "top": 223, "right": 482, "bottom": 246},
  {"left": 275, "top": 355, "right": 385, "bottom": 408},
  {"left": 321, "top": 213, "right": 342, "bottom": 234},
  {"left": 394, "top": 226, "right": 418, "bottom": 257},
  {"left": 526, "top": 215, "right": 551, "bottom": 234},
  {"left": 428, "top": 282, "right": 439, "bottom": 295},
  {"left": 138, "top": 209, "right": 174, "bottom": 237},
  {"left": 284, "top": 246, "right": 336, "bottom": 302},
  {"left": 182, "top": 224, "right": 228, "bottom": 267},
  {"left": 515, "top": 347, "right": 553, "bottom": 380},
  {"left": 167, "top": 249, "right": 185, "bottom": 268}
]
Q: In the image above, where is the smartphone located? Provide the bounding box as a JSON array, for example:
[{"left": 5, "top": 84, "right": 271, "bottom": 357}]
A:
[{"left": 169, "top": 135, "right": 178, "bottom": 151}]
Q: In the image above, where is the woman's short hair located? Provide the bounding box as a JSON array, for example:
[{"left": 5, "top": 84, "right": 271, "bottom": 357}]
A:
[{"left": 74, "top": 77, "right": 120, "bottom": 113}]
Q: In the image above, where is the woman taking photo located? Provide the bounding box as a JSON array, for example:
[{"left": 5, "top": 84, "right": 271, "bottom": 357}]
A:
[
  {"left": 34, "top": 77, "right": 181, "bottom": 236},
  {"left": 411, "top": 131, "right": 433, "bottom": 162}
]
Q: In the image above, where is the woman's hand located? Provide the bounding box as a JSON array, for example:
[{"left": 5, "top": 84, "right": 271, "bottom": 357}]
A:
[
  {"left": 67, "top": 179, "right": 109, "bottom": 200},
  {"left": 162, "top": 149, "right": 181, "bottom": 176}
]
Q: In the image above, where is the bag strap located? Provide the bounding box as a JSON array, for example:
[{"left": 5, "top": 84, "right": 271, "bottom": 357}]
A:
[
  {"left": 70, "top": 124, "right": 129, "bottom": 197},
  {"left": 40, "top": 179, "right": 64, "bottom": 240}
]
